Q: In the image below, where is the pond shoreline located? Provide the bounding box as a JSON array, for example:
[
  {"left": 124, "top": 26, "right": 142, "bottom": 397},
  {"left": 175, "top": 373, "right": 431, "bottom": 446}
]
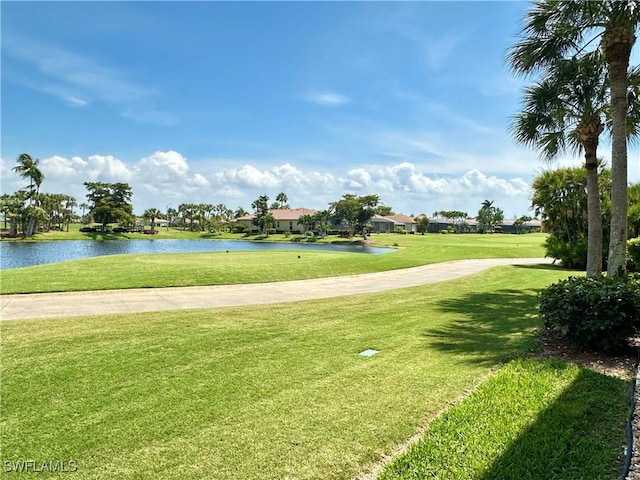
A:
[{"left": 0, "top": 238, "right": 391, "bottom": 270}]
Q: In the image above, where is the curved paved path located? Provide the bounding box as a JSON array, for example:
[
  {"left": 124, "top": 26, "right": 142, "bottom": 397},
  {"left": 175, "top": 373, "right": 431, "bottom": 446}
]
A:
[{"left": 0, "top": 258, "right": 551, "bottom": 321}]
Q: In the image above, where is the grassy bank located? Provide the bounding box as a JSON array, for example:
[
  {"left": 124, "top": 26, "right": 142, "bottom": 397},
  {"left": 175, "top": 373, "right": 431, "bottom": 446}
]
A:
[
  {"left": 2, "top": 265, "right": 602, "bottom": 480},
  {"left": 0, "top": 233, "right": 547, "bottom": 294}
]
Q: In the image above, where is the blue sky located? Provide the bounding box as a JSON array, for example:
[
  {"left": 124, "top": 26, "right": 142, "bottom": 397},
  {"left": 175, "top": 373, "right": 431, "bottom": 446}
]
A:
[{"left": 2, "top": 1, "right": 639, "bottom": 219}]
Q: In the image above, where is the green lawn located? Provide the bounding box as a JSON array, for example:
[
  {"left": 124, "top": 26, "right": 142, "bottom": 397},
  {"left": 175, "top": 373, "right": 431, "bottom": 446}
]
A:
[
  {"left": 0, "top": 233, "right": 547, "bottom": 294},
  {"left": 380, "top": 358, "right": 629, "bottom": 480},
  {"left": 3, "top": 265, "right": 624, "bottom": 480}
]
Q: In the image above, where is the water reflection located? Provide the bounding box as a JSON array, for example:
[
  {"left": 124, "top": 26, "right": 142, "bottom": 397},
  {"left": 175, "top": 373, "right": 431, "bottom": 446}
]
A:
[{"left": 0, "top": 239, "right": 390, "bottom": 270}]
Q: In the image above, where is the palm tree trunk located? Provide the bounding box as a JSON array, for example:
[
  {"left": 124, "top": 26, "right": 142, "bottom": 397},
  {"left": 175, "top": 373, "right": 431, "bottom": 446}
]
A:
[
  {"left": 8, "top": 216, "right": 17, "bottom": 237},
  {"left": 584, "top": 145, "right": 602, "bottom": 277},
  {"left": 603, "top": 26, "right": 634, "bottom": 277},
  {"left": 26, "top": 213, "right": 35, "bottom": 238}
]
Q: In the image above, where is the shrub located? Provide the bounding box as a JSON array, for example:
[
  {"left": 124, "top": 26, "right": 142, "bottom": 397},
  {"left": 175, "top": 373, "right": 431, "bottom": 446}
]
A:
[
  {"left": 544, "top": 233, "right": 588, "bottom": 270},
  {"left": 539, "top": 274, "right": 640, "bottom": 352},
  {"left": 231, "top": 223, "right": 247, "bottom": 234},
  {"left": 628, "top": 238, "right": 640, "bottom": 273}
]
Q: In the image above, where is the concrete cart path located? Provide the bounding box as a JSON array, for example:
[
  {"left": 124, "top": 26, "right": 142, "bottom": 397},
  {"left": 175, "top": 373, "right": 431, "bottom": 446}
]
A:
[{"left": 0, "top": 258, "right": 552, "bottom": 321}]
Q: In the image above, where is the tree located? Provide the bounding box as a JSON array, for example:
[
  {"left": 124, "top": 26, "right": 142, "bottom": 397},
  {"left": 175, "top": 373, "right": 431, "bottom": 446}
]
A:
[
  {"left": 38, "top": 193, "right": 76, "bottom": 232},
  {"left": 375, "top": 204, "right": 394, "bottom": 216},
  {"left": 84, "top": 182, "right": 134, "bottom": 232},
  {"left": 433, "top": 210, "right": 469, "bottom": 233},
  {"left": 12, "top": 153, "right": 44, "bottom": 206},
  {"left": 251, "top": 194, "right": 275, "bottom": 236},
  {"left": 195, "top": 203, "right": 213, "bottom": 232},
  {"left": 79, "top": 202, "right": 90, "bottom": 225},
  {"left": 12, "top": 153, "right": 45, "bottom": 237},
  {"left": 270, "top": 192, "right": 290, "bottom": 210},
  {"left": 207, "top": 204, "right": 233, "bottom": 233},
  {"left": 166, "top": 207, "right": 178, "bottom": 228},
  {"left": 531, "top": 167, "right": 613, "bottom": 269},
  {"left": 416, "top": 215, "right": 430, "bottom": 234},
  {"left": 234, "top": 207, "right": 248, "bottom": 218},
  {"left": 143, "top": 208, "right": 162, "bottom": 233},
  {"left": 476, "top": 200, "right": 504, "bottom": 234},
  {"left": 508, "top": 0, "right": 640, "bottom": 276},
  {"left": 297, "top": 214, "right": 314, "bottom": 233},
  {"left": 330, "top": 194, "right": 380, "bottom": 239},
  {"left": 0, "top": 192, "right": 27, "bottom": 237},
  {"left": 513, "top": 215, "right": 534, "bottom": 234},
  {"left": 312, "top": 210, "right": 332, "bottom": 237},
  {"left": 178, "top": 203, "right": 198, "bottom": 231},
  {"left": 629, "top": 183, "right": 640, "bottom": 238},
  {"left": 511, "top": 52, "right": 611, "bottom": 275}
]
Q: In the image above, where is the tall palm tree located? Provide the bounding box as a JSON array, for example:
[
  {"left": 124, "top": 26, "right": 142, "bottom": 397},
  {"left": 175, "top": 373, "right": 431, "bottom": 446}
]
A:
[
  {"left": 508, "top": 0, "right": 639, "bottom": 276},
  {"left": 512, "top": 53, "right": 610, "bottom": 276},
  {"left": 12, "top": 153, "right": 44, "bottom": 205},
  {"left": 12, "top": 153, "right": 45, "bottom": 236}
]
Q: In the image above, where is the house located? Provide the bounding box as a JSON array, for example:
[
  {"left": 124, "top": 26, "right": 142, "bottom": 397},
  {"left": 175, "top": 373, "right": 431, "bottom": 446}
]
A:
[
  {"left": 370, "top": 215, "right": 398, "bottom": 233},
  {"left": 426, "top": 216, "right": 540, "bottom": 234},
  {"left": 426, "top": 216, "right": 476, "bottom": 233},
  {"left": 369, "top": 214, "right": 418, "bottom": 233},
  {"left": 234, "top": 208, "right": 317, "bottom": 233},
  {"left": 499, "top": 218, "right": 542, "bottom": 234},
  {"left": 386, "top": 214, "right": 418, "bottom": 233}
]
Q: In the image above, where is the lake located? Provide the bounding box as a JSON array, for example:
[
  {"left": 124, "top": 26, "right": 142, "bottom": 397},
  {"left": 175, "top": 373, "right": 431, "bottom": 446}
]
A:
[{"left": 0, "top": 239, "right": 391, "bottom": 270}]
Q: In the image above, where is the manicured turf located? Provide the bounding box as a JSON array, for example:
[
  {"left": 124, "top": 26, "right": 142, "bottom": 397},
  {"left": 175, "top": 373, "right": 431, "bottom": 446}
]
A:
[
  {"left": 380, "top": 358, "right": 629, "bottom": 480},
  {"left": 3, "top": 265, "right": 615, "bottom": 480},
  {"left": 0, "top": 233, "right": 547, "bottom": 294}
]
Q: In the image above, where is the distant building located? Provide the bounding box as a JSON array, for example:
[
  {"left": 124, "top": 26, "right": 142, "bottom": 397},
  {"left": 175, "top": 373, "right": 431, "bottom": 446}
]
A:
[{"left": 234, "top": 208, "right": 316, "bottom": 233}]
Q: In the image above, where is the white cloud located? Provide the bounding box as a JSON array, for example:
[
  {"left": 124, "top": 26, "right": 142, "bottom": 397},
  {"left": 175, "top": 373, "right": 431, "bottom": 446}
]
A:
[
  {"left": 346, "top": 168, "right": 372, "bottom": 189},
  {"left": 236, "top": 165, "right": 280, "bottom": 188},
  {"left": 189, "top": 173, "right": 210, "bottom": 188},
  {"left": 139, "top": 151, "right": 190, "bottom": 182},
  {"left": 3, "top": 34, "right": 177, "bottom": 126},
  {"left": 2, "top": 151, "right": 536, "bottom": 218},
  {"left": 86, "top": 155, "right": 133, "bottom": 182},
  {"left": 40, "top": 155, "right": 88, "bottom": 179},
  {"left": 305, "top": 91, "right": 350, "bottom": 107}
]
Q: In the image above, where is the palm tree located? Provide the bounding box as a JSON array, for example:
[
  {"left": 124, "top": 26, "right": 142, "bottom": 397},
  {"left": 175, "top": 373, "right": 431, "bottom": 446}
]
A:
[
  {"left": 12, "top": 153, "right": 45, "bottom": 237},
  {"left": 79, "top": 202, "right": 90, "bottom": 225},
  {"left": 12, "top": 153, "right": 44, "bottom": 206},
  {"left": 297, "top": 214, "right": 314, "bottom": 233},
  {"left": 508, "top": 0, "right": 640, "bottom": 276},
  {"left": 62, "top": 195, "right": 77, "bottom": 231},
  {"left": 512, "top": 53, "right": 611, "bottom": 276},
  {"left": 143, "top": 208, "right": 162, "bottom": 233},
  {"left": 271, "top": 192, "right": 290, "bottom": 210}
]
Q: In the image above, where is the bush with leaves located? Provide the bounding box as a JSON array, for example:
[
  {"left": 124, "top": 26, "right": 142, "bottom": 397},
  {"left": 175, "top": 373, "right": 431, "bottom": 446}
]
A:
[
  {"left": 543, "top": 233, "right": 588, "bottom": 270},
  {"left": 539, "top": 274, "right": 640, "bottom": 352},
  {"left": 628, "top": 238, "right": 640, "bottom": 273}
]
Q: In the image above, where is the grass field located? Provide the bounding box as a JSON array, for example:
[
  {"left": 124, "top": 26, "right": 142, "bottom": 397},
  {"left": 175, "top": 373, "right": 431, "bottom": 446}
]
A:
[
  {"left": 1, "top": 233, "right": 630, "bottom": 479},
  {"left": 380, "top": 358, "right": 629, "bottom": 480},
  {"left": 1, "top": 264, "right": 629, "bottom": 479},
  {"left": 0, "top": 232, "right": 547, "bottom": 294}
]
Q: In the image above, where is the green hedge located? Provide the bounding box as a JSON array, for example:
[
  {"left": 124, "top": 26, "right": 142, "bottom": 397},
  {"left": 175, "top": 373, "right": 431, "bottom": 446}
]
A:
[{"left": 539, "top": 274, "right": 640, "bottom": 352}]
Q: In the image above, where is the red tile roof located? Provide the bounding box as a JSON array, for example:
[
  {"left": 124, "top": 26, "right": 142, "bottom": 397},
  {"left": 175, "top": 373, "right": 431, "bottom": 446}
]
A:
[{"left": 235, "top": 208, "right": 316, "bottom": 221}]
